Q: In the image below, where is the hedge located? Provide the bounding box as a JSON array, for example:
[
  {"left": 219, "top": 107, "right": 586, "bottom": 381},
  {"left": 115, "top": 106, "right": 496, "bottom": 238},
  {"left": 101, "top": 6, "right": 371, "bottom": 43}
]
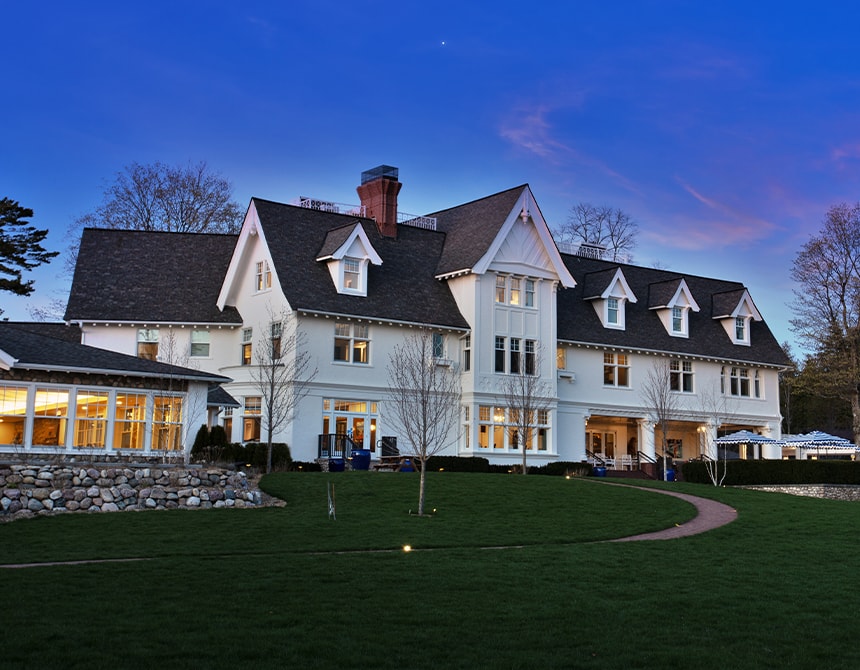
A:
[{"left": 681, "top": 459, "right": 860, "bottom": 486}]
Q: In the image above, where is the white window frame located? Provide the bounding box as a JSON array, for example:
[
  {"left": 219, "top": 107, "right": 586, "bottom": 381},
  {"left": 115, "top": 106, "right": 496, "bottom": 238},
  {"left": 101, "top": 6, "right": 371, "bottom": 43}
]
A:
[
  {"left": 255, "top": 261, "right": 272, "bottom": 293},
  {"left": 333, "top": 323, "right": 370, "bottom": 365},
  {"left": 603, "top": 352, "right": 630, "bottom": 387},
  {"left": 670, "top": 360, "right": 694, "bottom": 393},
  {"left": 190, "top": 329, "right": 210, "bottom": 358}
]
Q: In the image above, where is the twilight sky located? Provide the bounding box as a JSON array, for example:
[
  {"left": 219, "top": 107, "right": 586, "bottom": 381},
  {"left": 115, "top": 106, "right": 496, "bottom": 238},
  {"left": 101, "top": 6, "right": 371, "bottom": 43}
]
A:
[{"left": 4, "top": 1, "right": 860, "bottom": 353}]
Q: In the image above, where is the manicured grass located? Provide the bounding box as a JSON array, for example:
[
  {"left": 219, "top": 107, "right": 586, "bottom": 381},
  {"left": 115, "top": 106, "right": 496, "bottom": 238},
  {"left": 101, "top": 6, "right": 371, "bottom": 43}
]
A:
[{"left": 2, "top": 473, "right": 860, "bottom": 669}]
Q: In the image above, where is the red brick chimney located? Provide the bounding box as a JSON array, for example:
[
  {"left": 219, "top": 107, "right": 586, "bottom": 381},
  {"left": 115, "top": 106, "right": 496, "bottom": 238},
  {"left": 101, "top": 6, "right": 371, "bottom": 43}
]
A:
[{"left": 356, "top": 165, "right": 402, "bottom": 238}]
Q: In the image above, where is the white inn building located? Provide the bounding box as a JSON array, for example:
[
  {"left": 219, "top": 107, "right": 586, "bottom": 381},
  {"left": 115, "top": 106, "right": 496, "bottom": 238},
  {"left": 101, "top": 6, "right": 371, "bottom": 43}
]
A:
[{"left": 2, "top": 166, "right": 790, "bottom": 465}]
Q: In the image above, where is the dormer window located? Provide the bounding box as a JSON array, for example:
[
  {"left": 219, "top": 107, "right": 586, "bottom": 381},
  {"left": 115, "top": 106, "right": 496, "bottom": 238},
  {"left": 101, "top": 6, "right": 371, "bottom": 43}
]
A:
[
  {"left": 735, "top": 316, "right": 748, "bottom": 343},
  {"left": 649, "top": 278, "right": 699, "bottom": 338},
  {"left": 672, "top": 307, "right": 682, "bottom": 333},
  {"left": 317, "top": 223, "right": 383, "bottom": 298},
  {"left": 584, "top": 268, "right": 636, "bottom": 330},
  {"left": 713, "top": 289, "right": 760, "bottom": 346},
  {"left": 607, "top": 298, "right": 620, "bottom": 326},
  {"left": 343, "top": 257, "right": 361, "bottom": 291}
]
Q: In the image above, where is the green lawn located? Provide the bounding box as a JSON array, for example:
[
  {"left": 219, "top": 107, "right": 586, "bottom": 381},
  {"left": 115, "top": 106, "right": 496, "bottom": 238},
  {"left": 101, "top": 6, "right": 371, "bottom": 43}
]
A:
[{"left": 1, "top": 472, "right": 859, "bottom": 669}]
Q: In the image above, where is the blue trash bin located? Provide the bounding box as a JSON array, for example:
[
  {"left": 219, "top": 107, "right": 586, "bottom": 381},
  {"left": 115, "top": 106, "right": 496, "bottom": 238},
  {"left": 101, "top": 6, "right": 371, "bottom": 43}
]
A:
[
  {"left": 593, "top": 466, "right": 607, "bottom": 477},
  {"left": 351, "top": 449, "right": 371, "bottom": 471},
  {"left": 666, "top": 468, "right": 675, "bottom": 482},
  {"left": 329, "top": 458, "right": 345, "bottom": 472}
]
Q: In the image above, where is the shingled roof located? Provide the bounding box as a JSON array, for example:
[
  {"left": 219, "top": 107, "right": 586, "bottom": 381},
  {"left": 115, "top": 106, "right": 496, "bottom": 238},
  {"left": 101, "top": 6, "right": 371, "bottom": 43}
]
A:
[
  {"left": 0, "top": 322, "right": 230, "bottom": 382},
  {"left": 557, "top": 255, "right": 789, "bottom": 367},
  {"left": 252, "top": 199, "right": 469, "bottom": 329},
  {"left": 431, "top": 185, "right": 526, "bottom": 277},
  {"left": 65, "top": 229, "right": 242, "bottom": 324}
]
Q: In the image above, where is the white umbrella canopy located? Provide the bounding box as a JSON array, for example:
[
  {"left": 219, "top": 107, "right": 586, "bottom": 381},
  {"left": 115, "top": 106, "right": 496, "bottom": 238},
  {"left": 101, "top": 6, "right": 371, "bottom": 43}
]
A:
[
  {"left": 715, "top": 430, "right": 778, "bottom": 445},
  {"left": 784, "top": 431, "right": 855, "bottom": 448}
]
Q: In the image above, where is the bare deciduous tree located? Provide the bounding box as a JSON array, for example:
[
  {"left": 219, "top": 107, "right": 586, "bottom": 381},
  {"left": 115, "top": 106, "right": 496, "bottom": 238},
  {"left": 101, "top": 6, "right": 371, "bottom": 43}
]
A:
[
  {"left": 557, "top": 203, "right": 638, "bottom": 262},
  {"left": 790, "top": 202, "right": 860, "bottom": 445},
  {"left": 639, "top": 358, "right": 679, "bottom": 480},
  {"left": 697, "top": 381, "right": 738, "bottom": 487},
  {"left": 385, "top": 330, "right": 461, "bottom": 515},
  {"left": 500, "top": 343, "right": 553, "bottom": 475},
  {"left": 251, "top": 309, "right": 318, "bottom": 473}
]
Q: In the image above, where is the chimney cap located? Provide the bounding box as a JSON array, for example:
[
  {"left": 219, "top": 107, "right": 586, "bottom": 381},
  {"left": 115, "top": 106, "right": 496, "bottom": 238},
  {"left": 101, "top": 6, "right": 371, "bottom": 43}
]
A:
[{"left": 361, "top": 165, "right": 399, "bottom": 185}]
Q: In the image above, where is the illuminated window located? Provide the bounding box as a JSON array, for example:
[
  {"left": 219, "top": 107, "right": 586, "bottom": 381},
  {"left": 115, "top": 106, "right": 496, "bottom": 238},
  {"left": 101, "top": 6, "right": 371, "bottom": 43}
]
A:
[
  {"left": 33, "top": 388, "right": 69, "bottom": 446},
  {"left": 603, "top": 352, "right": 629, "bottom": 387},
  {"left": 241, "top": 328, "right": 253, "bottom": 365},
  {"left": 152, "top": 395, "right": 183, "bottom": 451},
  {"left": 255, "top": 261, "right": 272, "bottom": 292},
  {"left": 114, "top": 393, "right": 146, "bottom": 449},
  {"left": 243, "top": 396, "right": 261, "bottom": 442},
  {"left": 556, "top": 347, "right": 567, "bottom": 370},
  {"left": 0, "top": 385, "right": 28, "bottom": 446},
  {"left": 495, "top": 275, "right": 506, "bottom": 303},
  {"left": 343, "top": 257, "right": 361, "bottom": 290},
  {"left": 74, "top": 391, "right": 109, "bottom": 448},
  {"left": 510, "top": 278, "right": 521, "bottom": 305},
  {"left": 476, "top": 404, "right": 550, "bottom": 451},
  {"left": 334, "top": 323, "right": 370, "bottom": 364},
  {"left": 137, "top": 329, "right": 159, "bottom": 360}
]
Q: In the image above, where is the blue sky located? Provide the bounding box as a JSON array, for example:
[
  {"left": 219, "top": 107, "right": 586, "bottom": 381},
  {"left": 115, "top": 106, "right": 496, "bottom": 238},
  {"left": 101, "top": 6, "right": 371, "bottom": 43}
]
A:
[{"left": 4, "top": 1, "right": 860, "bottom": 353}]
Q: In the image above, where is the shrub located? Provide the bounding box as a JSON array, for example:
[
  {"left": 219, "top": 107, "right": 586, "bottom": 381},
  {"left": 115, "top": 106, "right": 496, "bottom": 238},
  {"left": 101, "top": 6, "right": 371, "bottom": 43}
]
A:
[
  {"left": 191, "top": 424, "right": 210, "bottom": 460},
  {"left": 425, "top": 456, "right": 490, "bottom": 473},
  {"left": 538, "top": 461, "right": 592, "bottom": 477},
  {"left": 681, "top": 459, "right": 860, "bottom": 486},
  {"left": 209, "top": 424, "right": 229, "bottom": 450}
]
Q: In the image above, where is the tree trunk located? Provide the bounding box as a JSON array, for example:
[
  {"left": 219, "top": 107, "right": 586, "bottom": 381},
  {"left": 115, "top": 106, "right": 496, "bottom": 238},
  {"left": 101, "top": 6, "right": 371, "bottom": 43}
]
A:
[
  {"left": 417, "top": 460, "right": 426, "bottom": 515},
  {"left": 852, "top": 390, "right": 860, "bottom": 448}
]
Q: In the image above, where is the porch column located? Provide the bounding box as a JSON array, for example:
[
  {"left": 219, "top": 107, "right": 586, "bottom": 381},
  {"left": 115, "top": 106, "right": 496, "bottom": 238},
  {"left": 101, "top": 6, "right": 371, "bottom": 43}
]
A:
[
  {"left": 760, "top": 421, "right": 781, "bottom": 460},
  {"left": 638, "top": 418, "right": 656, "bottom": 460},
  {"left": 699, "top": 420, "right": 718, "bottom": 460}
]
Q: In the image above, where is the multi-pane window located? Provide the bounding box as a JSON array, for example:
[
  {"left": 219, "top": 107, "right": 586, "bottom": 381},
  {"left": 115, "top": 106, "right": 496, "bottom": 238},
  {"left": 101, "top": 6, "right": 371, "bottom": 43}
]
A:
[
  {"left": 190, "top": 329, "right": 210, "bottom": 357},
  {"left": 672, "top": 307, "right": 684, "bottom": 333},
  {"left": 510, "top": 278, "right": 521, "bottom": 305},
  {"left": 0, "top": 385, "right": 27, "bottom": 446},
  {"left": 495, "top": 336, "right": 506, "bottom": 373},
  {"left": 495, "top": 275, "right": 536, "bottom": 308},
  {"left": 432, "top": 333, "right": 445, "bottom": 359},
  {"left": 114, "top": 393, "right": 147, "bottom": 449},
  {"left": 476, "top": 404, "right": 549, "bottom": 451},
  {"left": 137, "top": 329, "right": 159, "bottom": 360},
  {"left": 727, "top": 367, "right": 759, "bottom": 397},
  {"left": 525, "top": 280, "right": 535, "bottom": 307},
  {"left": 603, "top": 352, "right": 630, "bottom": 387},
  {"left": 608, "top": 298, "right": 619, "bottom": 325},
  {"left": 33, "top": 388, "right": 69, "bottom": 446},
  {"left": 735, "top": 316, "right": 746, "bottom": 341},
  {"left": 670, "top": 360, "right": 693, "bottom": 393},
  {"left": 334, "top": 323, "right": 370, "bottom": 364},
  {"left": 255, "top": 261, "right": 272, "bottom": 292},
  {"left": 343, "top": 257, "right": 361, "bottom": 290},
  {"left": 243, "top": 396, "right": 261, "bottom": 441},
  {"left": 152, "top": 395, "right": 183, "bottom": 451},
  {"left": 510, "top": 338, "right": 521, "bottom": 374},
  {"left": 74, "top": 391, "right": 109, "bottom": 448},
  {"left": 495, "top": 275, "right": 506, "bottom": 303},
  {"left": 270, "top": 322, "right": 282, "bottom": 359},
  {"left": 222, "top": 407, "right": 233, "bottom": 441},
  {"left": 525, "top": 340, "right": 536, "bottom": 375},
  {"left": 462, "top": 335, "right": 471, "bottom": 372},
  {"left": 241, "top": 328, "right": 253, "bottom": 365}
]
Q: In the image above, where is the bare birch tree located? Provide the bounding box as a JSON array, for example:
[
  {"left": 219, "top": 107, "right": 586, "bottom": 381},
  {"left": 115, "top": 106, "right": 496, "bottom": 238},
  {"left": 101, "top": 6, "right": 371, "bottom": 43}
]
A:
[
  {"left": 697, "top": 381, "right": 738, "bottom": 486},
  {"left": 639, "top": 358, "right": 679, "bottom": 480},
  {"left": 251, "top": 309, "right": 318, "bottom": 473},
  {"left": 385, "top": 330, "right": 461, "bottom": 515},
  {"left": 500, "top": 342, "right": 553, "bottom": 474}
]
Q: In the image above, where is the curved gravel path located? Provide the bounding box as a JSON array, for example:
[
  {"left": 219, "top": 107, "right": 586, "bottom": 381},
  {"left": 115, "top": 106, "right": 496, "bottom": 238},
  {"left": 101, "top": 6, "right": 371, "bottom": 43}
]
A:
[{"left": 605, "top": 484, "right": 737, "bottom": 542}]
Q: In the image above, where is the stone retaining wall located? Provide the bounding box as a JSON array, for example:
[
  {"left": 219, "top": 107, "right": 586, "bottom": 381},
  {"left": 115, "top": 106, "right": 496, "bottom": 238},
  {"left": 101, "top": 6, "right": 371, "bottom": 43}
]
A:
[
  {"left": 0, "top": 464, "right": 263, "bottom": 521},
  {"left": 743, "top": 484, "right": 860, "bottom": 501}
]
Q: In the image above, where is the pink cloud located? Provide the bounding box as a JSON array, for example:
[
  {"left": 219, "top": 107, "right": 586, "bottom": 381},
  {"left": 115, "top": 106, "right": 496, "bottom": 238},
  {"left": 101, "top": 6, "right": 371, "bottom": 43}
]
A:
[{"left": 499, "top": 104, "right": 643, "bottom": 195}]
